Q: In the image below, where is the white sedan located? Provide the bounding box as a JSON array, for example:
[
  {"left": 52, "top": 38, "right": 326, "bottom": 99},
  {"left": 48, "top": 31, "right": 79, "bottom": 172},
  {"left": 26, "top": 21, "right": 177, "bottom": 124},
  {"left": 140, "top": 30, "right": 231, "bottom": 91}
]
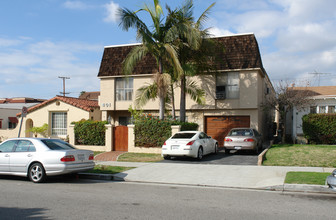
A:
[
  {"left": 162, "top": 131, "right": 218, "bottom": 160},
  {"left": 0, "top": 138, "right": 95, "bottom": 183}
]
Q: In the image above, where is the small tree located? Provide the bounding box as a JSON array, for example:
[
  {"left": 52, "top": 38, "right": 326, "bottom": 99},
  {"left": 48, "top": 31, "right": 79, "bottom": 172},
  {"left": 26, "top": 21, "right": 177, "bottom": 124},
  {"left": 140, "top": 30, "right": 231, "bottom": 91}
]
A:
[
  {"left": 28, "top": 123, "right": 48, "bottom": 138},
  {"left": 263, "top": 81, "right": 313, "bottom": 143}
]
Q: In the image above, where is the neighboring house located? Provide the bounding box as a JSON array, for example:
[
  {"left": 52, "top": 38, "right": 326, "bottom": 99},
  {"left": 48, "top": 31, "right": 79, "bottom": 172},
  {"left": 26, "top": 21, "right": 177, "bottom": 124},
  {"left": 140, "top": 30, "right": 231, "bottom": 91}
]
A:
[
  {"left": 79, "top": 91, "right": 100, "bottom": 101},
  {"left": 15, "top": 96, "right": 101, "bottom": 139},
  {"left": 0, "top": 97, "right": 45, "bottom": 130},
  {"left": 97, "top": 33, "right": 275, "bottom": 147},
  {"left": 286, "top": 86, "right": 336, "bottom": 143}
]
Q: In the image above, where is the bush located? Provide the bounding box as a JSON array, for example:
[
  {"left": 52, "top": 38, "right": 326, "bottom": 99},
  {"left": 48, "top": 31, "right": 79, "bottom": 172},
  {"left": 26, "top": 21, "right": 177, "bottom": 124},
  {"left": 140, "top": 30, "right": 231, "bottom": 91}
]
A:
[
  {"left": 133, "top": 114, "right": 199, "bottom": 147},
  {"left": 72, "top": 119, "right": 108, "bottom": 146},
  {"left": 134, "top": 115, "right": 172, "bottom": 147},
  {"left": 302, "top": 114, "right": 336, "bottom": 144},
  {"left": 171, "top": 121, "right": 199, "bottom": 131}
]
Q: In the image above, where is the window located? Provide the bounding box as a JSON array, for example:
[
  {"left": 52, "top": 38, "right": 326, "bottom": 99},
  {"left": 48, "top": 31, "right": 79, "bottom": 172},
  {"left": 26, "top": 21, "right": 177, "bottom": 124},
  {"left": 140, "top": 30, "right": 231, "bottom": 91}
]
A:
[
  {"left": 0, "top": 140, "right": 16, "bottom": 152},
  {"left": 41, "top": 139, "right": 75, "bottom": 150},
  {"left": 119, "top": 117, "right": 131, "bottom": 126},
  {"left": 116, "top": 78, "right": 133, "bottom": 101},
  {"left": 15, "top": 140, "right": 36, "bottom": 152},
  {"left": 328, "top": 106, "right": 336, "bottom": 113},
  {"left": 216, "top": 72, "right": 239, "bottom": 99},
  {"left": 52, "top": 112, "right": 67, "bottom": 136},
  {"left": 310, "top": 106, "right": 317, "bottom": 114},
  {"left": 319, "top": 106, "right": 326, "bottom": 113}
]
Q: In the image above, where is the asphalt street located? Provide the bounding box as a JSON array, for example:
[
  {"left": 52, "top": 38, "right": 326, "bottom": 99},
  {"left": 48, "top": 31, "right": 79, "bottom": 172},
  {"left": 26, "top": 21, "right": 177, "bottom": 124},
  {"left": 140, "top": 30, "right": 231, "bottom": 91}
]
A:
[{"left": 0, "top": 177, "right": 335, "bottom": 220}]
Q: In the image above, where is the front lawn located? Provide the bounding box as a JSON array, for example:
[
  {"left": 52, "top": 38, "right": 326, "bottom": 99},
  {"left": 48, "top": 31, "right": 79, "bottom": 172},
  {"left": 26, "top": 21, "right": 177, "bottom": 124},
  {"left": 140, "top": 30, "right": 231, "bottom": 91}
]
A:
[
  {"left": 263, "top": 144, "right": 336, "bottom": 167},
  {"left": 117, "top": 153, "right": 163, "bottom": 162},
  {"left": 285, "top": 172, "right": 330, "bottom": 185}
]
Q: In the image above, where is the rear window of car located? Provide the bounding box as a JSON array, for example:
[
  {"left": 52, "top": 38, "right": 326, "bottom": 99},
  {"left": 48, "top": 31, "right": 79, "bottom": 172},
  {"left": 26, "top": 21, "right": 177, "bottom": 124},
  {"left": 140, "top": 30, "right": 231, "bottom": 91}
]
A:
[
  {"left": 171, "top": 133, "right": 196, "bottom": 139},
  {"left": 41, "top": 139, "right": 76, "bottom": 150},
  {"left": 229, "top": 129, "right": 253, "bottom": 136}
]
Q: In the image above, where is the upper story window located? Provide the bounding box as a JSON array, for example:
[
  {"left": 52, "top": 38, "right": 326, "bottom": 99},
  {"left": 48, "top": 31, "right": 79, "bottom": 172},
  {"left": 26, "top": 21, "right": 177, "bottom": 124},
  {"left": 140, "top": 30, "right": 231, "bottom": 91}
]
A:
[
  {"left": 319, "top": 106, "right": 327, "bottom": 113},
  {"left": 328, "top": 106, "right": 336, "bottom": 113},
  {"left": 116, "top": 78, "right": 133, "bottom": 101},
  {"left": 216, "top": 72, "right": 239, "bottom": 99}
]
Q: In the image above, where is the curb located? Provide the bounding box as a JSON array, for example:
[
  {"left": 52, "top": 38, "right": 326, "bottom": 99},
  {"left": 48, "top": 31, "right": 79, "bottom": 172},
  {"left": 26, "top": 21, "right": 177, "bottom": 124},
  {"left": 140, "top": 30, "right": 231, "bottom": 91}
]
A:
[{"left": 78, "top": 172, "right": 336, "bottom": 194}]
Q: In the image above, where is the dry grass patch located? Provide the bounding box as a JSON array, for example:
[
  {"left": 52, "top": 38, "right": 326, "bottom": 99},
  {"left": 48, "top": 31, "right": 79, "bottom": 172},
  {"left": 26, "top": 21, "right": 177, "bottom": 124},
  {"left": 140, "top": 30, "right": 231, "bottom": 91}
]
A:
[
  {"left": 263, "top": 144, "right": 336, "bottom": 167},
  {"left": 117, "top": 153, "right": 163, "bottom": 162}
]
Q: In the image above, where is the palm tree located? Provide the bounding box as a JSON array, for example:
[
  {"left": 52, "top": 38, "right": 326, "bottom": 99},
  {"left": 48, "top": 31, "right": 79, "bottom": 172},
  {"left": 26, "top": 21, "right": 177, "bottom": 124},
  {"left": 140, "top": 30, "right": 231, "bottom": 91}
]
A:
[
  {"left": 168, "top": 0, "right": 217, "bottom": 122},
  {"left": 119, "top": 0, "right": 183, "bottom": 120}
]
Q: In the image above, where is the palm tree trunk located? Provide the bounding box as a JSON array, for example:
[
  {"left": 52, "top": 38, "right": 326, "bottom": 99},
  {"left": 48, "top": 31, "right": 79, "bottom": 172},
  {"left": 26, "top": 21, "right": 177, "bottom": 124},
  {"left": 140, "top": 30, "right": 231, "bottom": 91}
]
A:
[
  {"left": 158, "top": 58, "right": 165, "bottom": 120},
  {"left": 171, "top": 84, "right": 176, "bottom": 119},
  {"left": 180, "top": 75, "right": 186, "bottom": 122}
]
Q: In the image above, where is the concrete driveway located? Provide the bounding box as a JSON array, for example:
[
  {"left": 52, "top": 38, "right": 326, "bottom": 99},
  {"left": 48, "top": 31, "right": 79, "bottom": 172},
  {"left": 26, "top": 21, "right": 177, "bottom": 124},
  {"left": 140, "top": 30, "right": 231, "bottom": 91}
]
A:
[{"left": 159, "top": 148, "right": 258, "bottom": 165}]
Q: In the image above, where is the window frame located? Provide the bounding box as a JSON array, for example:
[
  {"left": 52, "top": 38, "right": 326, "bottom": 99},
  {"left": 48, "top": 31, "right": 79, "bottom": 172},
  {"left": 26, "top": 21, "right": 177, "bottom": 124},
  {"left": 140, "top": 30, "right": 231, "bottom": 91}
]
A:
[
  {"left": 51, "top": 112, "right": 67, "bottom": 136},
  {"left": 216, "top": 72, "right": 240, "bottom": 99},
  {"left": 116, "top": 77, "right": 133, "bottom": 101}
]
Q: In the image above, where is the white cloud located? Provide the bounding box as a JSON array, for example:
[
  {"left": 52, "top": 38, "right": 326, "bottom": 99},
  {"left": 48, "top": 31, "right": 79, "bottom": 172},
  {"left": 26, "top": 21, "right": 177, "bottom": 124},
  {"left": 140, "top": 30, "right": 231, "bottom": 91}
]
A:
[
  {"left": 0, "top": 38, "right": 102, "bottom": 98},
  {"left": 104, "top": 1, "right": 120, "bottom": 23},
  {"left": 208, "top": 27, "right": 235, "bottom": 37},
  {"left": 63, "top": 1, "right": 90, "bottom": 10}
]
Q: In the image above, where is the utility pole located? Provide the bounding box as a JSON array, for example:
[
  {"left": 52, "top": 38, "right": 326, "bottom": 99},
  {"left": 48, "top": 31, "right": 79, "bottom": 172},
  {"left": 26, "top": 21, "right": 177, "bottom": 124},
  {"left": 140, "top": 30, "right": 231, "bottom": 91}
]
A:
[
  {"left": 309, "top": 70, "right": 330, "bottom": 86},
  {"left": 58, "top": 76, "right": 70, "bottom": 97}
]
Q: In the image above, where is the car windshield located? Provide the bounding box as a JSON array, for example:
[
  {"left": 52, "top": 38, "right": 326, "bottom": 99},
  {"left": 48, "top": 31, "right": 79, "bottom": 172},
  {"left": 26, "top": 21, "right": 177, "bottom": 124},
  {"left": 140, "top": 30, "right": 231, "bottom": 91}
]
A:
[
  {"left": 171, "top": 133, "right": 196, "bottom": 139},
  {"left": 229, "top": 129, "right": 253, "bottom": 136},
  {"left": 41, "top": 139, "right": 76, "bottom": 150}
]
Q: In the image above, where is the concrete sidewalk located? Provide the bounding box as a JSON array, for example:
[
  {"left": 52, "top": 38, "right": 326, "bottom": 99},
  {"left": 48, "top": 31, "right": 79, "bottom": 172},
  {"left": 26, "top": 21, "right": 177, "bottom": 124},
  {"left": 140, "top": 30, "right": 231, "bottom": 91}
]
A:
[{"left": 94, "top": 161, "right": 335, "bottom": 193}]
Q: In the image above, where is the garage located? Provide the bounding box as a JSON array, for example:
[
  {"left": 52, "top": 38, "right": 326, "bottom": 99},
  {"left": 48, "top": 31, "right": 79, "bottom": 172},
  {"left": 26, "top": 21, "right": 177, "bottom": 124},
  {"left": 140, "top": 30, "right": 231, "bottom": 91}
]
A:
[{"left": 205, "top": 116, "right": 250, "bottom": 147}]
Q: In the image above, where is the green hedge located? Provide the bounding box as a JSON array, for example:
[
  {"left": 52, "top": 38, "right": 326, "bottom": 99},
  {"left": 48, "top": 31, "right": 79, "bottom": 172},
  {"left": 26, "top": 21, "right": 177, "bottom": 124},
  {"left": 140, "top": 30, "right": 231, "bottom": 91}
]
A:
[
  {"left": 302, "top": 114, "right": 336, "bottom": 144},
  {"left": 134, "top": 115, "right": 199, "bottom": 147},
  {"left": 134, "top": 115, "right": 171, "bottom": 147},
  {"left": 171, "top": 121, "right": 199, "bottom": 131},
  {"left": 72, "top": 119, "right": 108, "bottom": 146}
]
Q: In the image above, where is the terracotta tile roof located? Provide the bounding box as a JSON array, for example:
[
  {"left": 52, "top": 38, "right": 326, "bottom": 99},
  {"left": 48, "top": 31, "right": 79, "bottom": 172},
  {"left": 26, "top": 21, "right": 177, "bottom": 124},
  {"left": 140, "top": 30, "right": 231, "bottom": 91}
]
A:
[
  {"left": 97, "top": 33, "right": 265, "bottom": 77},
  {"left": 292, "top": 86, "right": 336, "bottom": 96},
  {"left": 17, "top": 96, "right": 99, "bottom": 117},
  {"left": 0, "top": 97, "right": 45, "bottom": 104}
]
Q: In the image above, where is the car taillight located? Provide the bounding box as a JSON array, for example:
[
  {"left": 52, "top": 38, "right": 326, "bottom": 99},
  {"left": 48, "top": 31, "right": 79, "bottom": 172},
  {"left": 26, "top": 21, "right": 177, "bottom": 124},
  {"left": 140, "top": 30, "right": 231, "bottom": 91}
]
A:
[
  {"left": 163, "top": 141, "right": 166, "bottom": 146},
  {"left": 89, "top": 154, "right": 94, "bottom": 160},
  {"left": 224, "top": 138, "right": 232, "bottom": 142},
  {"left": 60, "top": 155, "right": 75, "bottom": 162},
  {"left": 244, "top": 138, "right": 255, "bottom": 142},
  {"left": 186, "top": 140, "right": 195, "bottom": 145}
]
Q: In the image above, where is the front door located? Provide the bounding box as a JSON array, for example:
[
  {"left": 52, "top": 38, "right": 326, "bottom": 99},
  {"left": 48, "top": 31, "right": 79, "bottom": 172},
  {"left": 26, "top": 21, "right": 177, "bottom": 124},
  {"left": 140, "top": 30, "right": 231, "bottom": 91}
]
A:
[{"left": 113, "top": 126, "right": 128, "bottom": 151}]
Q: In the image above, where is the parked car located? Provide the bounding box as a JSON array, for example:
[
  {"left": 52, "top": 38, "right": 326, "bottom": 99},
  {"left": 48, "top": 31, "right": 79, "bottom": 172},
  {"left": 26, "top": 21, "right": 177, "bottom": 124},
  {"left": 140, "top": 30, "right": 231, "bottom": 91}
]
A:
[
  {"left": 326, "top": 169, "right": 336, "bottom": 190},
  {"left": 223, "top": 128, "right": 262, "bottom": 154},
  {"left": 0, "top": 138, "right": 95, "bottom": 183},
  {"left": 162, "top": 131, "right": 218, "bottom": 160}
]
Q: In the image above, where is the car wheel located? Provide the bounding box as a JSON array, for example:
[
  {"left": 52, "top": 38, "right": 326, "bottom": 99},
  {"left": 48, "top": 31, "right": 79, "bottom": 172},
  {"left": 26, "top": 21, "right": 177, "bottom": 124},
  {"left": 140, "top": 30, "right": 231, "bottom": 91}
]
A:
[
  {"left": 28, "top": 163, "right": 46, "bottom": 183},
  {"left": 214, "top": 143, "right": 218, "bottom": 154},
  {"left": 225, "top": 148, "right": 230, "bottom": 154},
  {"left": 163, "top": 155, "right": 171, "bottom": 160},
  {"left": 254, "top": 146, "right": 260, "bottom": 155},
  {"left": 197, "top": 147, "right": 203, "bottom": 160}
]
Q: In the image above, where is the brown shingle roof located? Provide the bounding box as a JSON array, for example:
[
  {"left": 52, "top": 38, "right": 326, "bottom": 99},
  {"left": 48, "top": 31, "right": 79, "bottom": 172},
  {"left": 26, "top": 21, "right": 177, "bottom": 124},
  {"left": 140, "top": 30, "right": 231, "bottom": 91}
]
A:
[
  {"left": 17, "top": 96, "right": 99, "bottom": 117},
  {"left": 292, "top": 86, "right": 336, "bottom": 96},
  {"left": 79, "top": 91, "right": 100, "bottom": 100},
  {"left": 97, "top": 33, "right": 265, "bottom": 77}
]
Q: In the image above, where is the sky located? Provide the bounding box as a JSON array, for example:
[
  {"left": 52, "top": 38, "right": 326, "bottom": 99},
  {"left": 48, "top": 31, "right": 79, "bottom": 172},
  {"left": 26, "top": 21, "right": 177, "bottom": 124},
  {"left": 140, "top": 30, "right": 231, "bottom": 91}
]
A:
[{"left": 1, "top": 0, "right": 336, "bottom": 99}]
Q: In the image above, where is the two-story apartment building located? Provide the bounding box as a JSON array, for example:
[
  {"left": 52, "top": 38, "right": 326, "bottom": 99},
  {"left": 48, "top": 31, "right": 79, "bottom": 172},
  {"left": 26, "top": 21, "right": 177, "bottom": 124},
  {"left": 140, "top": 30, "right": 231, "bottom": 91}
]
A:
[{"left": 97, "top": 33, "right": 275, "bottom": 147}]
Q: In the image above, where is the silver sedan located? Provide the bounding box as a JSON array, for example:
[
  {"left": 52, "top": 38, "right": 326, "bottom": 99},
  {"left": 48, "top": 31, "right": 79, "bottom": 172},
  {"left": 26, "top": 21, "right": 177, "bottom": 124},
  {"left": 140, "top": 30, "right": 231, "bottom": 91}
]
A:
[
  {"left": 0, "top": 138, "right": 95, "bottom": 183},
  {"left": 223, "top": 128, "right": 263, "bottom": 154}
]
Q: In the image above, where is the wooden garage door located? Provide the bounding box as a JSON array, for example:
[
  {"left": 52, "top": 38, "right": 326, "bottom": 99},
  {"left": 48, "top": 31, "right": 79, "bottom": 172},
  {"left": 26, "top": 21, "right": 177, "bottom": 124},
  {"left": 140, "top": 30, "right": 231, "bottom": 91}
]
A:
[{"left": 205, "top": 116, "right": 250, "bottom": 147}]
